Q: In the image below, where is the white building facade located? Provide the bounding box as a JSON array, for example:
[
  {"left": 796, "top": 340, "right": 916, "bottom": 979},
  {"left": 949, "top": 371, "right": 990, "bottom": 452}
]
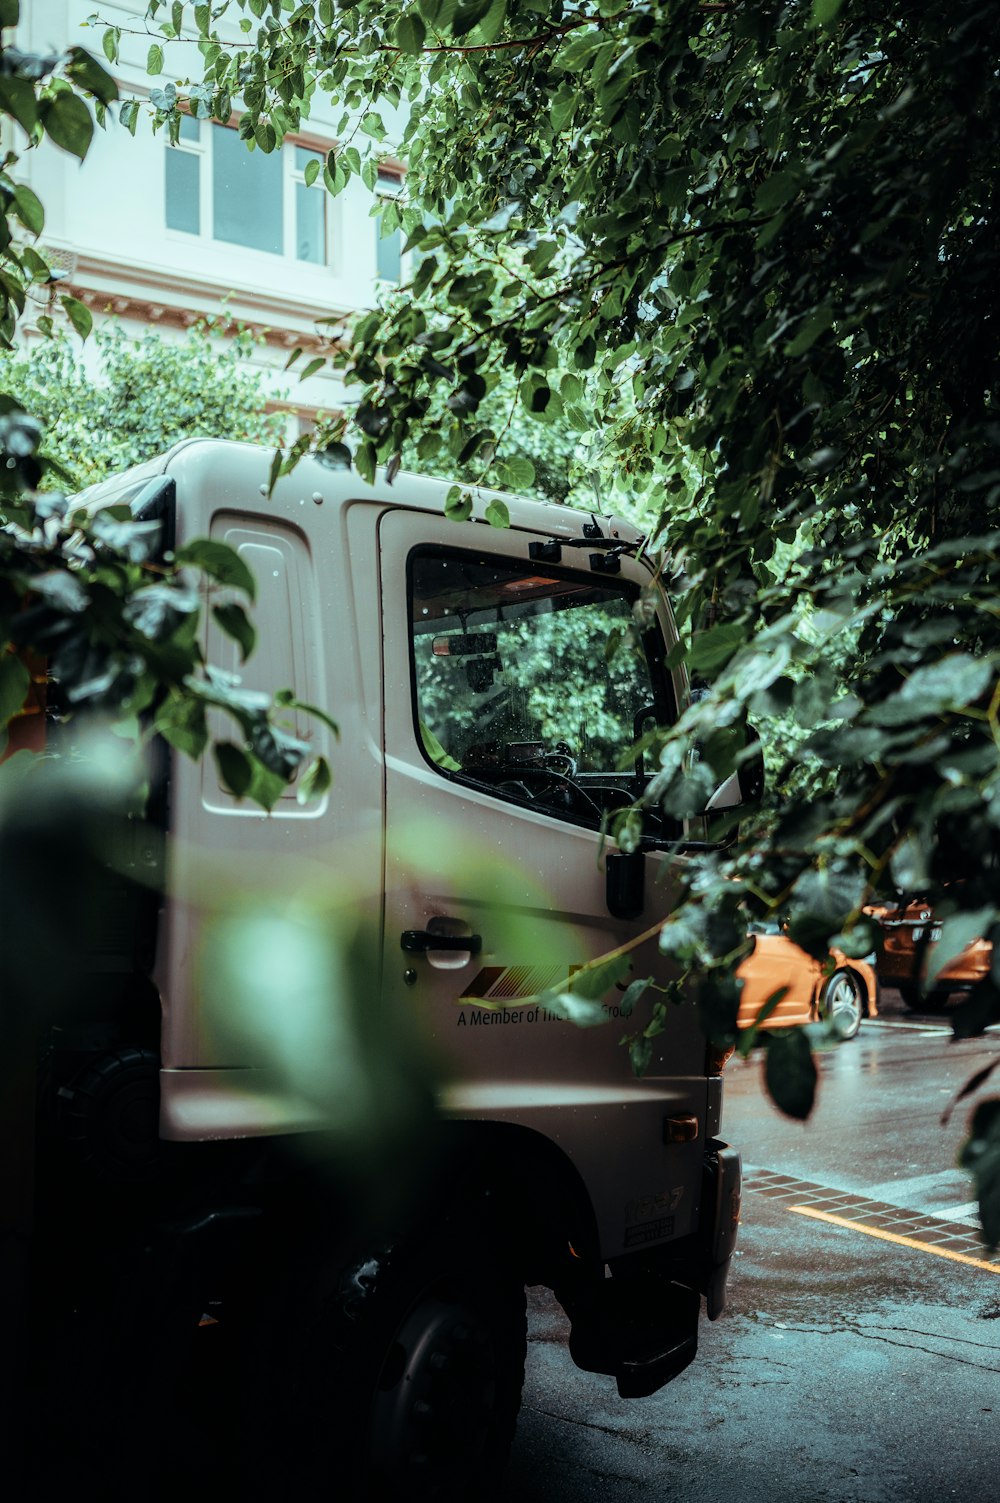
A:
[{"left": 17, "top": 1, "right": 406, "bottom": 425}]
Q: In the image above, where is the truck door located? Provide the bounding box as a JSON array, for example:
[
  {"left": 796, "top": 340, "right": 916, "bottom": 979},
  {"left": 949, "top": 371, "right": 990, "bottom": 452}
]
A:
[{"left": 378, "top": 508, "right": 710, "bottom": 1260}]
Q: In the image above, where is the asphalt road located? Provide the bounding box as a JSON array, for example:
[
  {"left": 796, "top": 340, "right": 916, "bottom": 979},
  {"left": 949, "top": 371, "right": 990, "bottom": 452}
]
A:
[{"left": 508, "top": 994, "right": 1000, "bottom": 1503}]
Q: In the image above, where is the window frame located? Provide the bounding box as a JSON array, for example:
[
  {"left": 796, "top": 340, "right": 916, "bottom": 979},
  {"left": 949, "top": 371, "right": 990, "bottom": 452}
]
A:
[{"left": 405, "top": 543, "right": 678, "bottom": 840}]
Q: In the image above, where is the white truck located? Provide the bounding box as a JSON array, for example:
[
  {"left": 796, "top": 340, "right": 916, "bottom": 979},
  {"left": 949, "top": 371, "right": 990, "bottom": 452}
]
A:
[{"left": 41, "top": 439, "right": 743, "bottom": 1501}]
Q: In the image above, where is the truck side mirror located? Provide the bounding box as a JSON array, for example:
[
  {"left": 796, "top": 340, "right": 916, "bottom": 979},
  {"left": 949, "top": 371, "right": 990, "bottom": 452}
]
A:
[
  {"left": 702, "top": 724, "right": 764, "bottom": 814},
  {"left": 685, "top": 723, "right": 764, "bottom": 851}
]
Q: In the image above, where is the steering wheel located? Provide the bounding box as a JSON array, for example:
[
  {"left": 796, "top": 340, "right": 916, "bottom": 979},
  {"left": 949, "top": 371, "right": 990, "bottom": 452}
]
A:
[{"left": 488, "top": 760, "right": 603, "bottom": 818}]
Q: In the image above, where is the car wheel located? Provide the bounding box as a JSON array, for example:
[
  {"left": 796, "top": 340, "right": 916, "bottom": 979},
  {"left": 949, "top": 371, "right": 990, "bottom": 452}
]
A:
[{"left": 822, "top": 968, "right": 866, "bottom": 1040}]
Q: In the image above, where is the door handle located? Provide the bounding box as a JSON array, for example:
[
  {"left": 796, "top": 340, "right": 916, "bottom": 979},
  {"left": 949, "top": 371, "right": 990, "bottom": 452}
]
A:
[{"left": 401, "top": 929, "right": 482, "bottom": 955}]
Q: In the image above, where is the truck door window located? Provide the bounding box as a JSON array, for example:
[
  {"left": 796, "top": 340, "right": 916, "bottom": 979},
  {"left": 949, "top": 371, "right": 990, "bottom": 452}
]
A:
[{"left": 409, "top": 549, "right": 673, "bottom": 831}]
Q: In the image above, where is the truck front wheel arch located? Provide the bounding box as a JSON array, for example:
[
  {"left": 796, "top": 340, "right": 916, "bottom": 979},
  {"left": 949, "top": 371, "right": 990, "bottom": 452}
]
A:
[{"left": 432, "top": 1119, "right": 603, "bottom": 1286}]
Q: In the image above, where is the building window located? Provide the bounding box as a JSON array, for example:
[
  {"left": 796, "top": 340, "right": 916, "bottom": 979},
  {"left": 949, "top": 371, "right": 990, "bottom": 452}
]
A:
[
  {"left": 166, "top": 122, "right": 329, "bottom": 266},
  {"left": 293, "top": 147, "right": 327, "bottom": 265},
  {"left": 213, "top": 121, "right": 283, "bottom": 256},
  {"left": 165, "top": 115, "right": 203, "bottom": 235},
  {"left": 375, "top": 166, "right": 404, "bottom": 282}
]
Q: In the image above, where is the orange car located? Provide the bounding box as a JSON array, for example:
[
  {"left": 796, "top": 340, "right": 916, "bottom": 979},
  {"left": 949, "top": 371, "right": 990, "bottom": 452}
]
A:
[
  {"left": 868, "top": 901, "right": 991, "bottom": 1011},
  {"left": 736, "top": 929, "right": 878, "bottom": 1040}
]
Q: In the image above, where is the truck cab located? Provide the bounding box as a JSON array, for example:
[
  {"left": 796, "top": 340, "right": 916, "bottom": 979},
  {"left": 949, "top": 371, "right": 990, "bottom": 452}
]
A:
[{"left": 43, "top": 439, "right": 741, "bottom": 1501}]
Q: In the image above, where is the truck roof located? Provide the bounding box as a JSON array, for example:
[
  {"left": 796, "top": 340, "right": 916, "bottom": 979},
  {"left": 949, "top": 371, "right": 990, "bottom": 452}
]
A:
[{"left": 75, "top": 437, "right": 646, "bottom": 549}]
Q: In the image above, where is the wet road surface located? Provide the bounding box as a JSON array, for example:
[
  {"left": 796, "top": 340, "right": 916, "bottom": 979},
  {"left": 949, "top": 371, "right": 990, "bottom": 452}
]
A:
[{"left": 508, "top": 995, "right": 1000, "bottom": 1502}]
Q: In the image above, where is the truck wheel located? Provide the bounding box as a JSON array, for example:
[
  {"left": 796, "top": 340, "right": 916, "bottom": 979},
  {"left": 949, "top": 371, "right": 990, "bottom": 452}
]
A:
[{"left": 282, "top": 1234, "right": 526, "bottom": 1503}]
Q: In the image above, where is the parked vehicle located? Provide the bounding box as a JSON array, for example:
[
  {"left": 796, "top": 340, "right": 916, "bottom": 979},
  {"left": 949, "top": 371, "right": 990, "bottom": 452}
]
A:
[
  {"left": 868, "top": 900, "right": 991, "bottom": 1011},
  {"left": 34, "top": 439, "right": 750, "bottom": 1501},
  {"left": 736, "top": 928, "right": 877, "bottom": 1040}
]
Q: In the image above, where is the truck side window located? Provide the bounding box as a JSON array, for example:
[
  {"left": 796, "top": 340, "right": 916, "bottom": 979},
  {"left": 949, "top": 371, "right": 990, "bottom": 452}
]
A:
[{"left": 409, "top": 549, "right": 672, "bottom": 830}]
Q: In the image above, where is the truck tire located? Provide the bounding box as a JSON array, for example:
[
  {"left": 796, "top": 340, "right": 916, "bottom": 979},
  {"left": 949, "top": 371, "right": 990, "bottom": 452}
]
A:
[{"left": 276, "top": 1229, "right": 527, "bottom": 1503}]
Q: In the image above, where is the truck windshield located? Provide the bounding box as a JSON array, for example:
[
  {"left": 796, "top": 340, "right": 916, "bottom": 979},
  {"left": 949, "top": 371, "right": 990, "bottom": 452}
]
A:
[{"left": 409, "top": 548, "right": 673, "bottom": 827}]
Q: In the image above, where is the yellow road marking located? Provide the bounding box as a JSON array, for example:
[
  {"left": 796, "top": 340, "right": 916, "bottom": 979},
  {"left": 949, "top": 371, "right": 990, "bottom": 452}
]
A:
[{"left": 788, "top": 1205, "right": 1000, "bottom": 1275}]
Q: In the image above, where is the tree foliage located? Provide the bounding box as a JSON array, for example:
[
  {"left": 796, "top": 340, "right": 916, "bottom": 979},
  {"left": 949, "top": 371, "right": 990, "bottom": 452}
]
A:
[
  {"left": 128, "top": 0, "right": 1000, "bottom": 1192},
  {"left": 0, "top": 319, "right": 287, "bottom": 490}
]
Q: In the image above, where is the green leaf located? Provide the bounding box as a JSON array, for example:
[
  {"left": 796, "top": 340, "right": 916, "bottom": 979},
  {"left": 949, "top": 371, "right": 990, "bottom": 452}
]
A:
[
  {"left": 176, "top": 539, "right": 257, "bottom": 601},
  {"left": 566, "top": 952, "right": 631, "bottom": 1001},
  {"left": 958, "top": 1099, "right": 1000, "bottom": 1248},
  {"left": 451, "top": 0, "right": 493, "bottom": 40},
  {"left": 66, "top": 47, "right": 119, "bottom": 105},
  {"left": 60, "top": 295, "right": 93, "bottom": 340},
  {"left": 951, "top": 981, "right": 1000, "bottom": 1041},
  {"left": 686, "top": 622, "right": 745, "bottom": 675},
  {"left": 213, "top": 601, "right": 256, "bottom": 662},
  {"left": 214, "top": 741, "right": 255, "bottom": 798},
  {"left": 628, "top": 1036, "right": 653, "bottom": 1076},
  {"left": 360, "top": 111, "right": 386, "bottom": 139},
  {"left": 247, "top": 758, "right": 287, "bottom": 812},
  {"left": 29, "top": 570, "right": 89, "bottom": 614},
  {"left": 12, "top": 185, "right": 44, "bottom": 236},
  {"left": 0, "top": 652, "right": 30, "bottom": 728},
  {"left": 0, "top": 76, "right": 39, "bottom": 134},
  {"left": 811, "top": 0, "right": 844, "bottom": 25},
  {"left": 890, "top": 835, "right": 929, "bottom": 894},
  {"left": 785, "top": 306, "right": 834, "bottom": 357},
  {"left": 444, "top": 485, "right": 473, "bottom": 522},
  {"left": 317, "top": 442, "right": 352, "bottom": 471},
  {"left": 484, "top": 498, "right": 509, "bottom": 529},
  {"left": 619, "top": 976, "right": 653, "bottom": 1018},
  {"left": 871, "top": 654, "right": 993, "bottom": 726},
  {"left": 148, "top": 43, "right": 165, "bottom": 76},
  {"left": 119, "top": 99, "right": 140, "bottom": 136},
  {"left": 394, "top": 12, "right": 426, "bottom": 54},
  {"left": 354, "top": 441, "right": 376, "bottom": 485},
  {"left": 299, "top": 356, "right": 325, "bottom": 381},
  {"left": 297, "top": 753, "right": 332, "bottom": 805},
  {"left": 787, "top": 863, "right": 867, "bottom": 958},
  {"left": 539, "top": 990, "right": 610, "bottom": 1028},
  {"left": 498, "top": 455, "right": 534, "bottom": 490},
  {"left": 755, "top": 170, "right": 799, "bottom": 214},
  {"left": 764, "top": 1029, "right": 817, "bottom": 1121},
  {"left": 697, "top": 972, "right": 741, "bottom": 1046},
  {"left": 255, "top": 121, "right": 277, "bottom": 153},
  {"left": 304, "top": 157, "right": 320, "bottom": 187},
  {"left": 41, "top": 92, "right": 95, "bottom": 161},
  {"left": 102, "top": 28, "right": 119, "bottom": 65},
  {"left": 154, "top": 692, "right": 208, "bottom": 759},
  {"left": 124, "top": 582, "right": 199, "bottom": 640},
  {"left": 0, "top": 0, "right": 19, "bottom": 25}
]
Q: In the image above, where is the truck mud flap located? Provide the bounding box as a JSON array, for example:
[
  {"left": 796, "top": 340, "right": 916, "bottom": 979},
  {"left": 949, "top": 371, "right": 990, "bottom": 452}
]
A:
[
  {"left": 568, "top": 1277, "right": 700, "bottom": 1399},
  {"left": 701, "top": 1139, "right": 742, "bottom": 1320}
]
